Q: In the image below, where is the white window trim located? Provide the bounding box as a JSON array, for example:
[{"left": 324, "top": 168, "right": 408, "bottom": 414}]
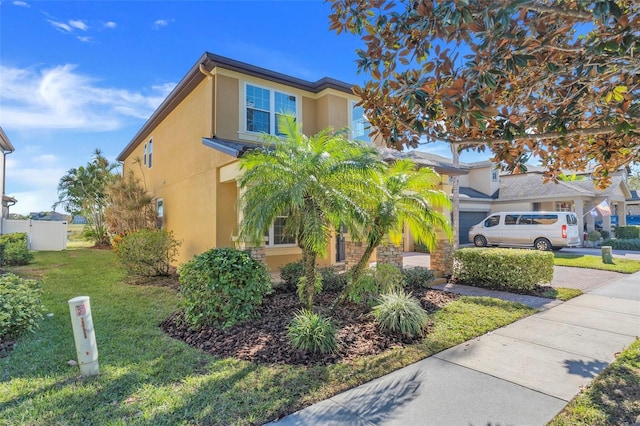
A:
[
  {"left": 265, "top": 216, "right": 297, "bottom": 248},
  {"left": 555, "top": 201, "right": 572, "bottom": 212},
  {"left": 239, "top": 82, "right": 300, "bottom": 142},
  {"left": 147, "top": 139, "right": 153, "bottom": 169}
]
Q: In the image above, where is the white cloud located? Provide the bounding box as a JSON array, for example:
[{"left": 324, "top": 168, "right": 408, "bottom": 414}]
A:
[
  {"left": 153, "top": 19, "right": 173, "bottom": 29},
  {"left": 103, "top": 21, "right": 117, "bottom": 29},
  {"left": 77, "top": 36, "right": 92, "bottom": 43},
  {"left": 13, "top": 1, "right": 30, "bottom": 7},
  {"left": 69, "top": 20, "right": 88, "bottom": 31},
  {"left": 0, "top": 64, "right": 175, "bottom": 131},
  {"left": 48, "top": 19, "right": 72, "bottom": 32}
]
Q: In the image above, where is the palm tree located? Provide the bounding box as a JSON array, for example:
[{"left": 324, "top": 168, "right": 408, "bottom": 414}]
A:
[
  {"left": 238, "top": 116, "right": 383, "bottom": 309},
  {"left": 342, "top": 158, "right": 452, "bottom": 298},
  {"left": 54, "top": 149, "right": 119, "bottom": 246}
]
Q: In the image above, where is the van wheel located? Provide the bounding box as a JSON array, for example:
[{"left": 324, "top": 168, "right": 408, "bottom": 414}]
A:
[
  {"left": 474, "top": 235, "right": 487, "bottom": 247},
  {"left": 535, "top": 238, "right": 552, "bottom": 251}
]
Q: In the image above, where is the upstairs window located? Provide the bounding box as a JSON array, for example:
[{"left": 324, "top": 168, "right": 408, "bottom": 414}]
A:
[
  {"left": 246, "top": 84, "right": 297, "bottom": 136},
  {"left": 491, "top": 169, "right": 499, "bottom": 182},
  {"left": 147, "top": 139, "right": 153, "bottom": 168},
  {"left": 556, "top": 201, "right": 571, "bottom": 212},
  {"left": 351, "top": 102, "right": 370, "bottom": 142}
]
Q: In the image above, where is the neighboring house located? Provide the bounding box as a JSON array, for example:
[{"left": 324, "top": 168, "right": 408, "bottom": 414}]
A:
[
  {"left": 403, "top": 151, "right": 634, "bottom": 244},
  {"left": 118, "top": 52, "right": 451, "bottom": 270},
  {"left": 627, "top": 190, "right": 640, "bottom": 225},
  {"left": 72, "top": 215, "right": 88, "bottom": 225},
  {"left": 0, "top": 127, "right": 16, "bottom": 228},
  {"left": 30, "top": 211, "right": 70, "bottom": 222}
]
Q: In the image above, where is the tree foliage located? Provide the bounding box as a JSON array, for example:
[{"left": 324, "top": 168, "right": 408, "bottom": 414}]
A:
[
  {"left": 105, "top": 170, "right": 158, "bottom": 236},
  {"left": 329, "top": 0, "right": 639, "bottom": 187},
  {"left": 346, "top": 158, "right": 451, "bottom": 289},
  {"left": 54, "top": 149, "right": 118, "bottom": 246},
  {"left": 239, "top": 115, "right": 383, "bottom": 309}
]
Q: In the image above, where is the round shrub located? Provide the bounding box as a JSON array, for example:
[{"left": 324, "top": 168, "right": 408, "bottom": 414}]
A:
[
  {"left": 179, "top": 248, "right": 272, "bottom": 329},
  {"left": 114, "top": 229, "right": 181, "bottom": 277},
  {"left": 587, "top": 230, "right": 602, "bottom": 242},
  {"left": 319, "top": 266, "right": 347, "bottom": 292},
  {"left": 402, "top": 267, "right": 435, "bottom": 289},
  {"left": 371, "top": 291, "right": 428, "bottom": 338},
  {"left": 0, "top": 273, "right": 45, "bottom": 339},
  {"left": 347, "top": 263, "right": 404, "bottom": 305},
  {"left": 0, "top": 233, "right": 32, "bottom": 266},
  {"left": 288, "top": 309, "right": 338, "bottom": 354},
  {"left": 279, "top": 260, "right": 303, "bottom": 292},
  {"left": 599, "top": 230, "right": 610, "bottom": 240}
]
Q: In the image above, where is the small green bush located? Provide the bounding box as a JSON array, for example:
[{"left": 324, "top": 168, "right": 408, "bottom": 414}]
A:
[
  {"left": 601, "top": 238, "right": 640, "bottom": 251},
  {"left": 402, "top": 267, "right": 435, "bottom": 289},
  {"left": 179, "top": 248, "right": 272, "bottom": 329},
  {"left": 614, "top": 226, "right": 640, "bottom": 239},
  {"left": 452, "top": 248, "right": 554, "bottom": 292},
  {"left": 280, "top": 260, "right": 303, "bottom": 292},
  {"left": 371, "top": 291, "right": 428, "bottom": 338},
  {"left": 587, "top": 230, "right": 602, "bottom": 242},
  {"left": 347, "top": 263, "right": 404, "bottom": 305},
  {"left": 114, "top": 229, "right": 181, "bottom": 277},
  {"left": 288, "top": 309, "right": 338, "bottom": 354},
  {"left": 599, "top": 230, "right": 610, "bottom": 240},
  {"left": 279, "top": 261, "right": 346, "bottom": 293},
  {"left": 0, "top": 273, "right": 45, "bottom": 339},
  {"left": 319, "top": 266, "right": 347, "bottom": 291},
  {"left": 0, "top": 233, "right": 32, "bottom": 266}
]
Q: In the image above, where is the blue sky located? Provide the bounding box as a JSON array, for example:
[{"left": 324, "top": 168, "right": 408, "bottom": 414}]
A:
[{"left": 0, "top": 0, "right": 487, "bottom": 215}]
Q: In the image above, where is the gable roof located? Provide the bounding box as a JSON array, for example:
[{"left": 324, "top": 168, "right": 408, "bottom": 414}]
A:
[
  {"left": 117, "top": 52, "right": 356, "bottom": 162},
  {"left": 378, "top": 148, "right": 469, "bottom": 176},
  {"left": 0, "top": 127, "right": 15, "bottom": 153},
  {"left": 498, "top": 172, "right": 631, "bottom": 200}
]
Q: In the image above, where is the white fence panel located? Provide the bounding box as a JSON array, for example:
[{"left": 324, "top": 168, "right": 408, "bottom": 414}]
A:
[
  {"left": 3, "top": 219, "right": 30, "bottom": 234},
  {"left": 1, "top": 219, "right": 68, "bottom": 251}
]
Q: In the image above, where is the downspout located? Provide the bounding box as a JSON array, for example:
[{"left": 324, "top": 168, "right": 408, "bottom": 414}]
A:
[{"left": 199, "top": 64, "right": 217, "bottom": 137}]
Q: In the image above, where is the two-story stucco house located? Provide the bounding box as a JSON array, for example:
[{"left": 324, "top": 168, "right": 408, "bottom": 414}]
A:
[
  {"left": 0, "top": 127, "right": 17, "bottom": 229},
  {"left": 117, "top": 52, "right": 392, "bottom": 269}
]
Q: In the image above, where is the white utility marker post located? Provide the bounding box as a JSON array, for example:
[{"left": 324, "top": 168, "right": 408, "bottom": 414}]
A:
[{"left": 68, "top": 296, "right": 99, "bottom": 376}]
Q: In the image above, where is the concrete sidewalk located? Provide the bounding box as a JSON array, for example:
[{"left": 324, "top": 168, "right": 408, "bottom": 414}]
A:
[{"left": 269, "top": 272, "right": 640, "bottom": 425}]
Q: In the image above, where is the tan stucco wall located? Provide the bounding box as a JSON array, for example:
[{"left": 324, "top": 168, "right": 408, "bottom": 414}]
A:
[
  {"left": 122, "top": 67, "right": 362, "bottom": 270},
  {"left": 122, "top": 77, "right": 234, "bottom": 265}
]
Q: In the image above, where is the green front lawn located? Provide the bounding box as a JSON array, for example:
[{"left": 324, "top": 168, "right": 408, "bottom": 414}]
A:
[
  {"left": 554, "top": 253, "right": 640, "bottom": 274},
  {"left": 549, "top": 338, "right": 640, "bottom": 426},
  {"left": 1, "top": 249, "right": 535, "bottom": 425}
]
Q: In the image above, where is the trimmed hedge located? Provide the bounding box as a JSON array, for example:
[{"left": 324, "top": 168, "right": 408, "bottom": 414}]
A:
[
  {"left": 0, "top": 233, "right": 32, "bottom": 266},
  {"left": 614, "top": 226, "right": 640, "bottom": 239},
  {"left": 601, "top": 238, "right": 640, "bottom": 251},
  {"left": 179, "top": 248, "right": 272, "bottom": 329},
  {"left": 452, "top": 248, "right": 554, "bottom": 292},
  {"left": 0, "top": 273, "right": 44, "bottom": 339}
]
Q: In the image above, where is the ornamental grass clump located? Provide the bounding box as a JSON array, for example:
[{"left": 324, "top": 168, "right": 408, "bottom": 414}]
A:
[
  {"left": 288, "top": 309, "right": 338, "bottom": 354},
  {"left": 371, "top": 290, "right": 429, "bottom": 338}
]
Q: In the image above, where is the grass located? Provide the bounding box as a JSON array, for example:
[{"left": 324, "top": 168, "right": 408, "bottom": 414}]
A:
[
  {"left": 549, "top": 338, "right": 640, "bottom": 426},
  {"left": 66, "top": 224, "right": 93, "bottom": 248},
  {"left": 554, "top": 253, "right": 640, "bottom": 274},
  {"left": 1, "top": 249, "right": 536, "bottom": 425},
  {"left": 538, "top": 287, "right": 583, "bottom": 301}
]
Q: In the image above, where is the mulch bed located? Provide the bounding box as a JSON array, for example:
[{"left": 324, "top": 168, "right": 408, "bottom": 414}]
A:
[
  {"left": 0, "top": 338, "right": 16, "bottom": 358},
  {"left": 161, "top": 288, "right": 459, "bottom": 366}
]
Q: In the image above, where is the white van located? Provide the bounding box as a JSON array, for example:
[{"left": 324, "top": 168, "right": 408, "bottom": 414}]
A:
[{"left": 468, "top": 211, "right": 581, "bottom": 251}]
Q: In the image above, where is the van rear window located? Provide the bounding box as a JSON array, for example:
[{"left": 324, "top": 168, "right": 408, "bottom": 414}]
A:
[
  {"left": 566, "top": 214, "right": 577, "bottom": 225},
  {"left": 517, "top": 214, "right": 558, "bottom": 225}
]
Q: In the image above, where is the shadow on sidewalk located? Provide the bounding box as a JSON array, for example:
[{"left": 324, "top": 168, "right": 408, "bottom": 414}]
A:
[{"left": 564, "top": 359, "right": 608, "bottom": 378}]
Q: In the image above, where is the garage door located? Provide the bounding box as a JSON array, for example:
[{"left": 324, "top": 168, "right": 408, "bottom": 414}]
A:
[{"left": 459, "top": 212, "right": 489, "bottom": 244}]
